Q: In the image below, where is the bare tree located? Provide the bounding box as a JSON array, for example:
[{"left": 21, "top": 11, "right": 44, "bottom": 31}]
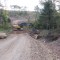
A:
[
  {"left": 11, "top": 5, "right": 21, "bottom": 10},
  {"left": 34, "top": 5, "right": 40, "bottom": 21}
]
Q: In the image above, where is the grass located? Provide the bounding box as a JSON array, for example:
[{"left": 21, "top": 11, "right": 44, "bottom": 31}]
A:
[
  {"left": 0, "top": 25, "right": 12, "bottom": 33},
  {"left": 0, "top": 28, "right": 11, "bottom": 32}
]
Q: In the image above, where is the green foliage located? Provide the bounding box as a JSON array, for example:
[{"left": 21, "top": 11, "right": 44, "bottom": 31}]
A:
[
  {"left": 0, "top": 9, "right": 12, "bottom": 31},
  {"left": 1, "top": 10, "right": 8, "bottom": 29},
  {"left": 34, "top": 0, "right": 60, "bottom": 30},
  {"left": 34, "top": 5, "right": 40, "bottom": 21},
  {"left": 33, "top": 21, "right": 41, "bottom": 29}
]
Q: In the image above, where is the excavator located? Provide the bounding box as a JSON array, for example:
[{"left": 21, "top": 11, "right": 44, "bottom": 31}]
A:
[
  {"left": 12, "top": 22, "right": 27, "bottom": 31},
  {"left": 12, "top": 24, "right": 21, "bottom": 31},
  {"left": 12, "top": 22, "right": 32, "bottom": 31}
]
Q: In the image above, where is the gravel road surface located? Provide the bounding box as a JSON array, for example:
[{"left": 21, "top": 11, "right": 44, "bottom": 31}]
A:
[{"left": 0, "top": 33, "right": 59, "bottom": 60}]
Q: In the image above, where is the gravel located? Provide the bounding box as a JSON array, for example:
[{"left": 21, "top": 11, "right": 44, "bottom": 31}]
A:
[{"left": 0, "top": 33, "right": 59, "bottom": 60}]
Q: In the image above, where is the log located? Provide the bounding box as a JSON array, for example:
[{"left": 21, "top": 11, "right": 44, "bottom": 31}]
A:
[{"left": 0, "top": 32, "right": 7, "bottom": 39}]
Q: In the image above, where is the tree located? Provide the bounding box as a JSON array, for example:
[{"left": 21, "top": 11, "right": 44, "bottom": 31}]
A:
[
  {"left": 35, "top": 0, "right": 58, "bottom": 29},
  {"left": 11, "top": 5, "right": 21, "bottom": 10},
  {"left": 0, "top": 3, "right": 4, "bottom": 25},
  {"left": 34, "top": 5, "right": 40, "bottom": 21},
  {"left": 0, "top": 3, "right": 4, "bottom": 9},
  {"left": 0, "top": 1, "right": 12, "bottom": 31}
]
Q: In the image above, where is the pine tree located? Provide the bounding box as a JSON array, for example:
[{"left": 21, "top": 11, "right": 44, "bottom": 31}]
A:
[{"left": 37, "top": 0, "right": 57, "bottom": 29}]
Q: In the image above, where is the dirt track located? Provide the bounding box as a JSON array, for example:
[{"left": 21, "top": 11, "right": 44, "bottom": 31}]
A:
[{"left": 0, "top": 33, "right": 59, "bottom": 60}]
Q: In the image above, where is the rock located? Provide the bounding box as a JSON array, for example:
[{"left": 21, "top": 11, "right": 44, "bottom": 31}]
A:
[
  {"left": 0, "top": 32, "right": 7, "bottom": 39},
  {"left": 34, "top": 34, "right": 41, "bottom": 39}
]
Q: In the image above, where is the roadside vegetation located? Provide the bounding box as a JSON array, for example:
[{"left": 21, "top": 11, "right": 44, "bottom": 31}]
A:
[
  {"left": 34, "top": 0, "right": 60, "bottom": 30},
  {"left": 0, "top": 0, "right": 60, "bottom": 41},
  {"left": 0, "top": 9, "right": 12, "bottom": 32},
  {"left": 31, "top": 0, "right": 60, "bottom": 42}
]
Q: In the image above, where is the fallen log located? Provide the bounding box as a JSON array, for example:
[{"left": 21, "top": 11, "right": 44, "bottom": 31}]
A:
[{"left": 0, "top": 32, "right": 7, "bottom": 39}]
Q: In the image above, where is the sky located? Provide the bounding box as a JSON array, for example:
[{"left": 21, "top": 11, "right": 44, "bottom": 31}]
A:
[
  {"left": 0, "top": 0, "right": 60, "bottom": 11},
  {"left": 0, "top": 0, "right": 39, "bottom": 11}
]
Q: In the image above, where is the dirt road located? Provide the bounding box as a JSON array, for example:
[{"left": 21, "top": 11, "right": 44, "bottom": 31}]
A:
[{"left": 0, "top": 33, "right": 59, "bottom": 60}]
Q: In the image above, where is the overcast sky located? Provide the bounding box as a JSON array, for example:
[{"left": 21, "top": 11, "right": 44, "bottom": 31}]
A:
[
  {"left": 0, "top": 0, "right": 39, "bottom": 11},
  {"left": 0, "top": 0, "right": 60, "bottom": 11}
]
